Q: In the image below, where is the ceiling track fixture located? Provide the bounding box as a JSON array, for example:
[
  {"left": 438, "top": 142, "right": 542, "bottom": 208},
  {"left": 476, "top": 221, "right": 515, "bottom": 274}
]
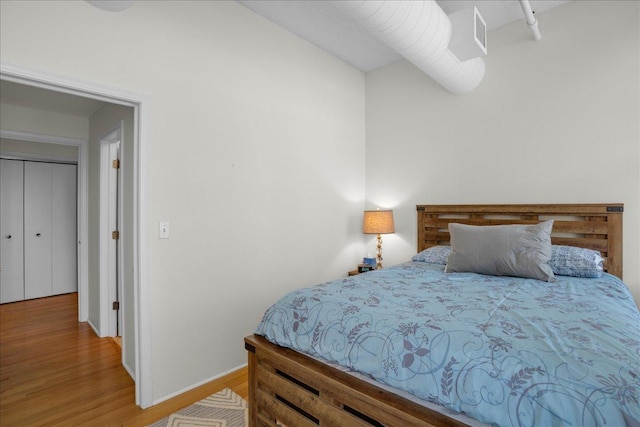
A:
[
  {"left": 519, "top": 0, "right": 542, "bottom": 40},
  {"left": 332, "top": 0, "right": 486, "bottom": 94}
]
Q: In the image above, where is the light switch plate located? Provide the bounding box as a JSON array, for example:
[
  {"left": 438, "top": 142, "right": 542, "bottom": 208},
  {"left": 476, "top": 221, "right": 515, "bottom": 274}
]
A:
[{"left": 159, "top": 221, "right": 170, "bottom": 239}]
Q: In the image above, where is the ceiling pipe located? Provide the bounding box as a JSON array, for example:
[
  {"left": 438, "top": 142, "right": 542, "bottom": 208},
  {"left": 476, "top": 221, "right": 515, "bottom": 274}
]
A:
[
  {"left": 519, "top": 0, "right": 542, "bottom": 40},
  {"left": 86, "top": 0, "right": 134, "bottom": 12},
  {"left": 332, "top": 0, "right": 485, "bottom": 94}
]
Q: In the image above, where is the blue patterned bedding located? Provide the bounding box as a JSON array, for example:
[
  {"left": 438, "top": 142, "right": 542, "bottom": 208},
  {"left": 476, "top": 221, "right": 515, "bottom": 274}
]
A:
[{"left": 255, "top": 262, "right": 640, "bottom": 427}]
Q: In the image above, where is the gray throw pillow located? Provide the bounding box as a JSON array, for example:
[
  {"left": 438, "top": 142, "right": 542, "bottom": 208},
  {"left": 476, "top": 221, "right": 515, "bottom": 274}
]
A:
[{"left": 445, "top": 221, "right": 556, "bottom": 282}]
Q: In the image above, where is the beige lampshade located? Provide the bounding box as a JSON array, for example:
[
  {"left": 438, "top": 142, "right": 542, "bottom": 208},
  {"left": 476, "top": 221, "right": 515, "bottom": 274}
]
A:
[{"left": 363, "top": 210, "right": 395, "bottom": 234}]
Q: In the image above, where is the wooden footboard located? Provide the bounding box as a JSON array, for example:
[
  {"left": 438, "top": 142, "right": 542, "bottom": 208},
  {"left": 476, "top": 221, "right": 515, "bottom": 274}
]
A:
[{"left": 244, "top": 334, "right": 468, "bottom": 427}]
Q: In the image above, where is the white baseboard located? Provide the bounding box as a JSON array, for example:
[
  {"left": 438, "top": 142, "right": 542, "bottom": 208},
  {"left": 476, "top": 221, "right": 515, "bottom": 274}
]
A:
[
  {"left": 87, "top": 319, "right": 100, "bottom": 337},
  {"left": 122, "top": 359, "right": 136, "bottom": 381},
  {"left": 152, "top": 363, "right": 248, "bottom": 406}
]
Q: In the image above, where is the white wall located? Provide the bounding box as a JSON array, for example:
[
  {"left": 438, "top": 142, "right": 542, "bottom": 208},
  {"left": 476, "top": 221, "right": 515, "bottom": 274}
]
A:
[
  {"left": 365, "top": 1, "right": 640, "bottom": 306},
  {"left": 0, "top": 103, "right": 88, "bottom": 141},
  {"left": 0, "top": 0, "right": 366, "bottom": 402},
  {"left": 0, "top": 138, "right": 78, "bottom": 160}
]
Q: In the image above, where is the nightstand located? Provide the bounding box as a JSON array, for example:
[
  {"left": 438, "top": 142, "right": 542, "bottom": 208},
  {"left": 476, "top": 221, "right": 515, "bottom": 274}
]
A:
[{"left": 349, "top": 264, "right": 375, "bottom": 276}]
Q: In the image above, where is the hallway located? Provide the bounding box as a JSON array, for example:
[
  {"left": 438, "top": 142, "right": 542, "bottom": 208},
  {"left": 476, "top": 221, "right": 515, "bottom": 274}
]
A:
[{"left": 0, "top": 293, "right": 248, "bottom": 426}]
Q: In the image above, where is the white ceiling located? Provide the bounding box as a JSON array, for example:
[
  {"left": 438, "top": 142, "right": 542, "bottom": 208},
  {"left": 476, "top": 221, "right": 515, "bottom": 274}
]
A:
[
  {"left": 237, "top": 0, "right": 570, "bottom": 71},
  {"left": 0, "top": 1, "right": 570, "bottom": 116},
  {"left": 0, "top": 80, "right": 105, "bottom": 118}
]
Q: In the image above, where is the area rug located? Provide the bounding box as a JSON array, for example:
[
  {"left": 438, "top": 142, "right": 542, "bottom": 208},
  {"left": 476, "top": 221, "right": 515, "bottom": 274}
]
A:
[{"left": 147, "top": 388, "right": 247, "bottom": 427}]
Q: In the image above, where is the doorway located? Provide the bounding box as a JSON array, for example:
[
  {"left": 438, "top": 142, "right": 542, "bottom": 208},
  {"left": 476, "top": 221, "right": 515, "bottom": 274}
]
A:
[{"left": 0, "top": 63, "right": 151, "bottom": 408}]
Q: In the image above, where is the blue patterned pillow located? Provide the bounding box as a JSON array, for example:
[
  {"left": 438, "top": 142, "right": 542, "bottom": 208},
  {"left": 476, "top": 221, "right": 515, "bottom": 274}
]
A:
[
  {"left": 414, "top": 244, "right": 603, "bottom": 278},
  {"left": 412, "top": 245, "right": 451, "bottom": 264},
  {"left": 549, "top": 245, "right": 604, "bottom": 278}
]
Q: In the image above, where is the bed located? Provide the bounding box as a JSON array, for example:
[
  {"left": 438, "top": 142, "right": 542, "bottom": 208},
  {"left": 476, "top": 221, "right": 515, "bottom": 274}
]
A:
[{"left": 245, "top": 204, "right": 639, "bottom": 427}]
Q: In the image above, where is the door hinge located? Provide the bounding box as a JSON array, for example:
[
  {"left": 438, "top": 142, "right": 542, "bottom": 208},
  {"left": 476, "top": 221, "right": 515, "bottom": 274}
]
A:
[
  {"left": 112, "top": 301, "right": 120, "bottom": 310},
  {"left": 112, "top": 230, "right": 120, "bottom": 240},
  {"left": 112, "top": 159, "right": 120, "bottom": 169}
]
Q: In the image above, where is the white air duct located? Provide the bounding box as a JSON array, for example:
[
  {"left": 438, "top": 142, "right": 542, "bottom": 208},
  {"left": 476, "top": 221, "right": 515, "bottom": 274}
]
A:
[{"left": 332, "top": 0, "right": 485, "bottom": 94}]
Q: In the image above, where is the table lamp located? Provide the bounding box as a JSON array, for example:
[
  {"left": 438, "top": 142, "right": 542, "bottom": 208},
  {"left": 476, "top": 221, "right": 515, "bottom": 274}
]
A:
[{"left": 362, "top": 209, "right": 395, "bottom": 269}]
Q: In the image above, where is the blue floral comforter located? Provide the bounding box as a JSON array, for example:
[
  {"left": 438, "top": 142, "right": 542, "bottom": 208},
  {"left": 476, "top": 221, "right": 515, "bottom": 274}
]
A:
[{"left": 255, "top": 262, "right": 640, "bottom": 427}]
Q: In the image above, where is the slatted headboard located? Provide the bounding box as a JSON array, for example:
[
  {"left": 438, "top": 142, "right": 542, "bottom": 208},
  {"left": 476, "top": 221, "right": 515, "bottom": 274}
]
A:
[{"left": 417, "top": 204, "right": 623, "bottom": 279}]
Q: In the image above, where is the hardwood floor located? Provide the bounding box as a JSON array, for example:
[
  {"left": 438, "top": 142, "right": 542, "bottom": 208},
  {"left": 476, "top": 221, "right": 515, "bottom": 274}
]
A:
[{"left": 0, "top": 293, "right": 248, "bottom": 426}]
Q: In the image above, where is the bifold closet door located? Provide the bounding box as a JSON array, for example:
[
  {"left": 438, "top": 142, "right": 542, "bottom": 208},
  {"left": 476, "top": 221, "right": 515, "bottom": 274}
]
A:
[
  {"left": 51, "top": 163, "right": 77, "bottom": 295},
  {"left": 24, "top": 162, "right": 53, "bottom": 300},
  {"left": 0, "top": 159, "right": 25, "bottom": 303}
]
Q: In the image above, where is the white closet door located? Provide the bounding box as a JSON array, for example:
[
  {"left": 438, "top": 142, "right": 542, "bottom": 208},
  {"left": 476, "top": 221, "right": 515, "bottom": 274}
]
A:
[
  {"left": 52, "top": 163, "right": 77, "bottom": 295},
  {"left": 24, "top": 162, "right": 53, "bottom": 300},
  {"left": 0, "top": 160, "right": 25, "bottom": 303}
]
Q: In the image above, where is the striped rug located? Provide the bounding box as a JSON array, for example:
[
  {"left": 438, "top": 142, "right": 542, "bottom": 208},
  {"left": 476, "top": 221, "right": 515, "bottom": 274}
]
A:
[{"left": 147, "top": 388, "right": 247, "bottom": 427}]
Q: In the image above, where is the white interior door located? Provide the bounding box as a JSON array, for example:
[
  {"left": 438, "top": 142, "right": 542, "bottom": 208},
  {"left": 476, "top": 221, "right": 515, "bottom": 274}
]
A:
[
  {"left": 24, "top": 162, "right": 53, "bottom": 300},
  {"left": 99, "top": 123, "right": 123, "bottom": 338},
  {"left": 0, "top": 159, "right": 25, "bottom": 303},
  {"left": 52, "top": 163, "right": 77, "bottom": 295},
  {"left": 107, "top": 140, "right": 120, "bottom": 337}
]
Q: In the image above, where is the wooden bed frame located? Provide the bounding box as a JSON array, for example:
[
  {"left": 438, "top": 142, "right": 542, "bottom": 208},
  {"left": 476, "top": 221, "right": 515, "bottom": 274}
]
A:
[
  {"left": 245, "top": 203, "right": 624, "bottom": 427},
  {"left": 417, "top": 204, "right": 623, "bottom": 279}
]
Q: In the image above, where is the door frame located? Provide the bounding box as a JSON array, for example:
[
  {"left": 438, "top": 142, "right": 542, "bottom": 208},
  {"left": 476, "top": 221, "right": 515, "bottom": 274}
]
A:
[
  {"left": 0, "top": 130, "right": 85, "bottom": 312},
  {"left": 0, "top": 61, "right": 153, "bottom": 408}
]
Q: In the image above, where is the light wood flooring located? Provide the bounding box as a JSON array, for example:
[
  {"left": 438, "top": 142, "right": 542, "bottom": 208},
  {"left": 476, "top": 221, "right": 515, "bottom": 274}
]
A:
[{"left": 0, "top": 293, "right": 248, "bottom": 426}]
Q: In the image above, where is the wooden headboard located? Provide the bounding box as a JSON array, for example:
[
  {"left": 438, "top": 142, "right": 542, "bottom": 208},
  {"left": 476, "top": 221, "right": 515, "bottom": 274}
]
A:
[{"left": 417, "top": 204, "right": 623, "bottom": 279}]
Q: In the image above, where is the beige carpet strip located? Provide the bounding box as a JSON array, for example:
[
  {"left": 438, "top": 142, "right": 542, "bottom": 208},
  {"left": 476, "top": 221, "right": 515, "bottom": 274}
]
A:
[{"left": 148, "top": 388, "right": 247, "bottom": 427}]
